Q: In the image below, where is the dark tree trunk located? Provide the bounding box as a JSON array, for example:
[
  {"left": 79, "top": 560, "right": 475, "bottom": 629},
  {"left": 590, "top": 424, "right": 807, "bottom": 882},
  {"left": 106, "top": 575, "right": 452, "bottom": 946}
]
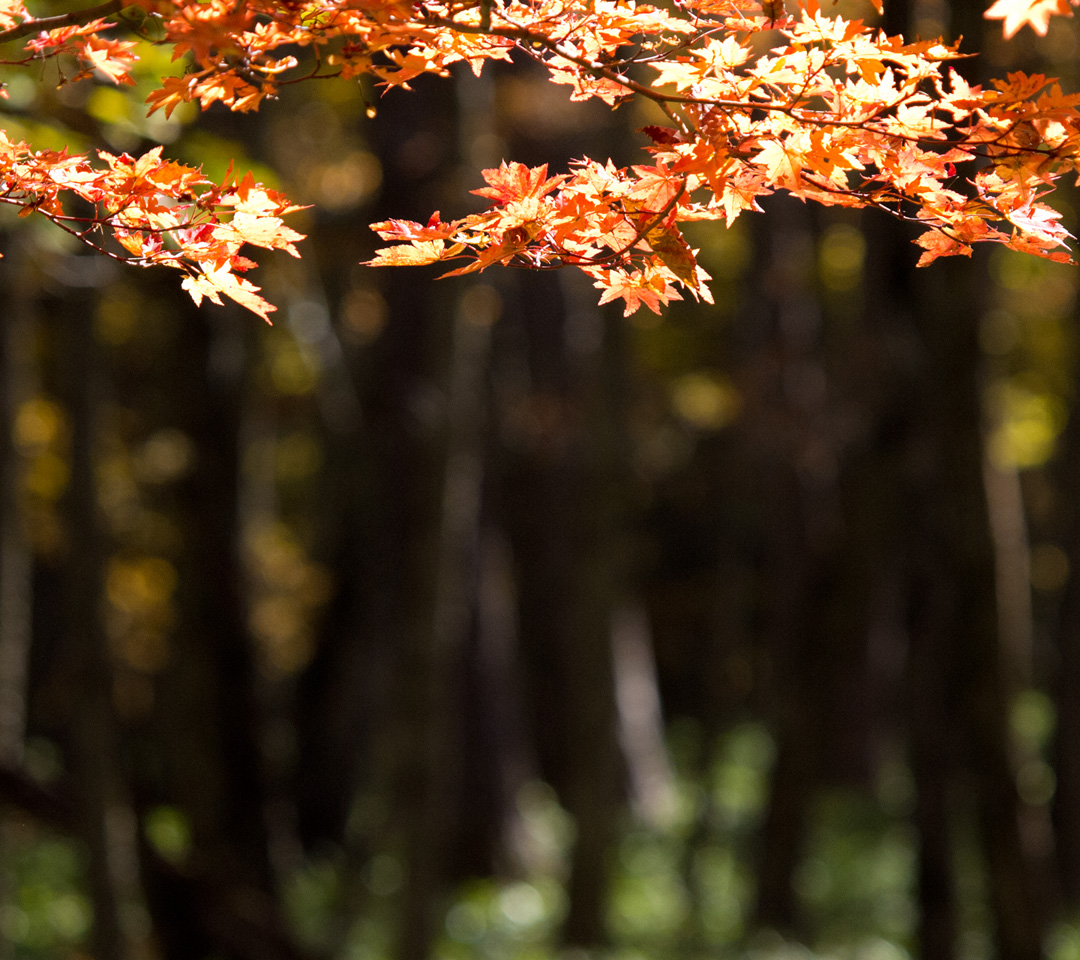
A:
[
  {"left": 1054, "top": 394, "right": 1080, "bottom": 904},
  {"left": 908, "top": 256, "right": 1046, "bottom": 960},
  {"left": 499, "top": 269, "right": 627, "bottom": 950},
  {"left": 137, "top": 299, "right": 301, "bottom": 960},
  {"left": 747, "top": 200, "right": 829, "bottom": 938},
  {"left": 0, "top": 237, "right": 35, "bottom": 770},
  {"left": 49, "top": 273, "right": 142, "bottom": 960}
]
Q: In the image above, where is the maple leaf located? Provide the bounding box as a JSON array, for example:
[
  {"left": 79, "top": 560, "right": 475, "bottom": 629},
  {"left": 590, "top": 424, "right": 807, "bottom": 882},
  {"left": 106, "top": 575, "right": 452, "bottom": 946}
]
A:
[
  {"left": 365, "top": 240, "right": 459, "bottom": 266},
  {"left": 719, "top": 169, "right": 768, "bottom": 226},
  {"left": 914, "top": 228, "right": 973, "bottom": 266},
  {"left": 370, "top": 214, "right": 459, "bottom": 242},
  {"left": 594, "top": 267, "right": 681, "bottom": 317},
  {"left": 439, "top": 231, "right": 534, "bottom": 277},
  {"left": 181, "top": 265, "right": 277, "bottom": 323},
  {"left": 145, "top": 77, "right": 193, "bottom": 119},
  {"left": 641, "top": 126, "right": 682, "bottom": 146},
  {"left": 215, "top": 212, "right": 305, "bottom": 257},
  {"left": 78, "top": 35, "right": 138, "bottom": 85},
  {"left": 472, "top": 162, "right": 566, "bottom": 204},
  {"left": 1003, "top": 201, "right": 1073, "bottom": 249},
  {"left": 645, "top": 222, "right": 700, "bottom": 287},
  {"left": 649, "top": 56, "right": 710, "bottom": 92},
  {"left": 752, "top": 139, "right": 804, "bottom": 190},
  {"left": 116, "top": 230, "right": 152, "bottom": 258},
  {"left": 984, "top": 0, "right": 1073, "bottom": 38}
]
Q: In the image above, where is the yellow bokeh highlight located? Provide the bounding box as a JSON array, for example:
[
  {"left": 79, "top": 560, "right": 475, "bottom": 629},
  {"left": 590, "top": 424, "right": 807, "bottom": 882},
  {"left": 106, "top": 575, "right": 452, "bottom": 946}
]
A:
[
  {"left": 307, "top": 151, "right": 382, "bottom": 211},
  {"left": 14, "top": 398, "right": 64, "bottom": 452},
  {"left": 245, "top": 522, "right": 333, "bottom": 675},
  {"left": 95, "top": 290, "right": 142, "bottom": 346},
  {"left": 270, "top": 343, "right": 321, "bottom": 395},
  {"left": 671, "top": 374, "right": 740, "bottom": 431},
  {"left": 105, "top": 555, "right": 178, "bottom": 674},
  {"left": 986, "top": 380, "right": 1066, "bottom": 470},
  {"left": 135, "top": 429, "right": 196, "bottom": 485},
  {"left": 818, "top": 223, "right": 866, "bottom": 293},
  {"left": 23, "top": 453, "right": 70, "bottom": 502},
  {"left": 342, "top": 288, "right": 388, "bottom": 344},
  {"left": 86, "top": 86, "right": 133, "bottom": 126},
  {"left": 106, "top": 556, "right": 177, "bottom": 614}
]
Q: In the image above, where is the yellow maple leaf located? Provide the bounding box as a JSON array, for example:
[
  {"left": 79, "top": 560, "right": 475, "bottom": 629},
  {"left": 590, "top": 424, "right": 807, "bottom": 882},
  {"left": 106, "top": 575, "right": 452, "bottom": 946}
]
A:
[
  {"left": 365, "top": 240, "right": 454, "bottom": 267},
  {"left": 181, "top": 264, "right": 276, "bottom": 323},
  {"left": 984, "top": 0, "right": 1072, "bottom": 38},
  {"left": 217, "top": 212, "right": 304, "bottom": 257}
]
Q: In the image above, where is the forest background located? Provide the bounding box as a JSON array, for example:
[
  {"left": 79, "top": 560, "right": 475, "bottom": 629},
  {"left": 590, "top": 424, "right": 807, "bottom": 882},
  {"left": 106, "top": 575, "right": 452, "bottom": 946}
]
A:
[{"left": 1, "top": 1, "right": 1079, "bottom": 960}]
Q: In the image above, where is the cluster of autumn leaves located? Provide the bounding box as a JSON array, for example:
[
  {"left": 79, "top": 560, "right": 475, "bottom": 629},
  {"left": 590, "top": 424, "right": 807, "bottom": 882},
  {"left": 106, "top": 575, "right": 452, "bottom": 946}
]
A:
[
  {"left": 0, "top": 0, "right": 1078, "bottom": 317},
  {"left": 0, "top": 132, "right": 303, "bottom": 321}
]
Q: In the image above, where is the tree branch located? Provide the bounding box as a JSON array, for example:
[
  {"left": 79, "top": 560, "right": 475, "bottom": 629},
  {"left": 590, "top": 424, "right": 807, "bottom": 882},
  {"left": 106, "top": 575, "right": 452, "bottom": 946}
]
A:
[
  {"left": 0, "top": 0, "right": 123, "bottom": 45},
  {"left": 421, "top": 13, "right": 910, "bottom": 128}
]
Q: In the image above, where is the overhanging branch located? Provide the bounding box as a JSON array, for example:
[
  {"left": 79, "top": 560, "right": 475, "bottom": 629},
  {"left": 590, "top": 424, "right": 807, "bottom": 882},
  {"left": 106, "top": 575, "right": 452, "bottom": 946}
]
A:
[{"left": 0, "top": 0, "right": 124, "bottom": 45}]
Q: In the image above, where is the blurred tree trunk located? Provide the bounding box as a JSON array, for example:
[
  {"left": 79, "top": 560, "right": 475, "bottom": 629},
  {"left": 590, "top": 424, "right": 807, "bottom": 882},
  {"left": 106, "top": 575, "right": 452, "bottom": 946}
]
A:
[
  {"left": 751, "top": 199, "right": 903, "bottom": 933},
  {"left": 869, "top": 214, "right": 1045, "bottom": 960},
  {"left": 892, "top": 261, "right": 962, "bottom": 960},
  {"left": 0, "top": 238, "right": 35, "bottom": 771},
  {"left": 1052, "top": 272, "right": 1080, "bottom": 905},
  {"left": 498, "top": 267, "right": 628, "bottom": 949},
  {"left": 560, "top": 275, "right": 630, "bottom": 948},
  {"left": 0, "top": 240, "right": 28, "bottom": 960},
  {"left": 749, "top": 201, "right": 828, "bottom": 937},
  {"left": 1048, "top": 36, "right": 1080, "bottom": 920},
  {"left": 338, "top": 67, "right": 479, "bottom": 960},
  {"left": 854, "top": 155, "right": 963, "bottom": 959},
  {"left": 48, "top": 269, "right": 143, "bottom": 960},
  {"left": 918, "top": 255, "right": 1044, "bottom": 960},
  {"left": 1048, "top": 19, "right": 1080, "bottom": 914},
  {"left": 137, "top": 298, "right": 300, "bottom": 960},
  {"left": 752, "top": 468, "right": 818, "bottom": 935},
  {"left": 1054, "top": 399, "right": 1080, "bottom": 905},
  {"left": 487, "top": 61, "right": 632, "bottom": 948},
  {"left": 394, "top": 281, "right": 496, "bottom": 960}
]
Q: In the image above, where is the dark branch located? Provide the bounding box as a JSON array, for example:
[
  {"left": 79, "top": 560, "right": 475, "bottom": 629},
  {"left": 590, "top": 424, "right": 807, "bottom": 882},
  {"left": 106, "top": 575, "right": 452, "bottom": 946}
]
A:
[{"left": 0, "top": 0, "right": 124, "bottom": 45}]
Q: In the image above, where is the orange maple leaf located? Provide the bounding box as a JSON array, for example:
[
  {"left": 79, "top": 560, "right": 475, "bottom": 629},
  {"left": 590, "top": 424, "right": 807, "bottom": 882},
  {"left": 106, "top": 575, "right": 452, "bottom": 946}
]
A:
[
  {"left": 78, "top": 35, "right": 138, "bottom": 85},
  {"left": 472, "top": 162, "right": 567, "bottom": 204},
  {"left": 594, "top": 267, "right": 681, "bottom": 317},
  {"left": 914, "top": 228, "right": 973, "bottom": 266},
  {"left": 145, "top": 77, "right": 193, "bottom": 119},
  {"left": 370, "top": 214, "right": 458, "bottom": 242}
]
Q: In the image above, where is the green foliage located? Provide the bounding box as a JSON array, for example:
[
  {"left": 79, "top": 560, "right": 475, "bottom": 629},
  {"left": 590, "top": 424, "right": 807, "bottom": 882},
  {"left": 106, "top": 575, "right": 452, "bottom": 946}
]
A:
[
  {"left": 0, "top": 825, "right": 91, "bottom": 957},
  {"left": 796, "top": 795, "right": 916, "bottom": 949},
  {"left": 142, "top": 805, "right": 192, "bottom": 867},
  {"left": 267, "top": 724, "right": 929, "bottom": 960},
  {"left": 438, "top": 878, "right": 566, "bottom": 959}
]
